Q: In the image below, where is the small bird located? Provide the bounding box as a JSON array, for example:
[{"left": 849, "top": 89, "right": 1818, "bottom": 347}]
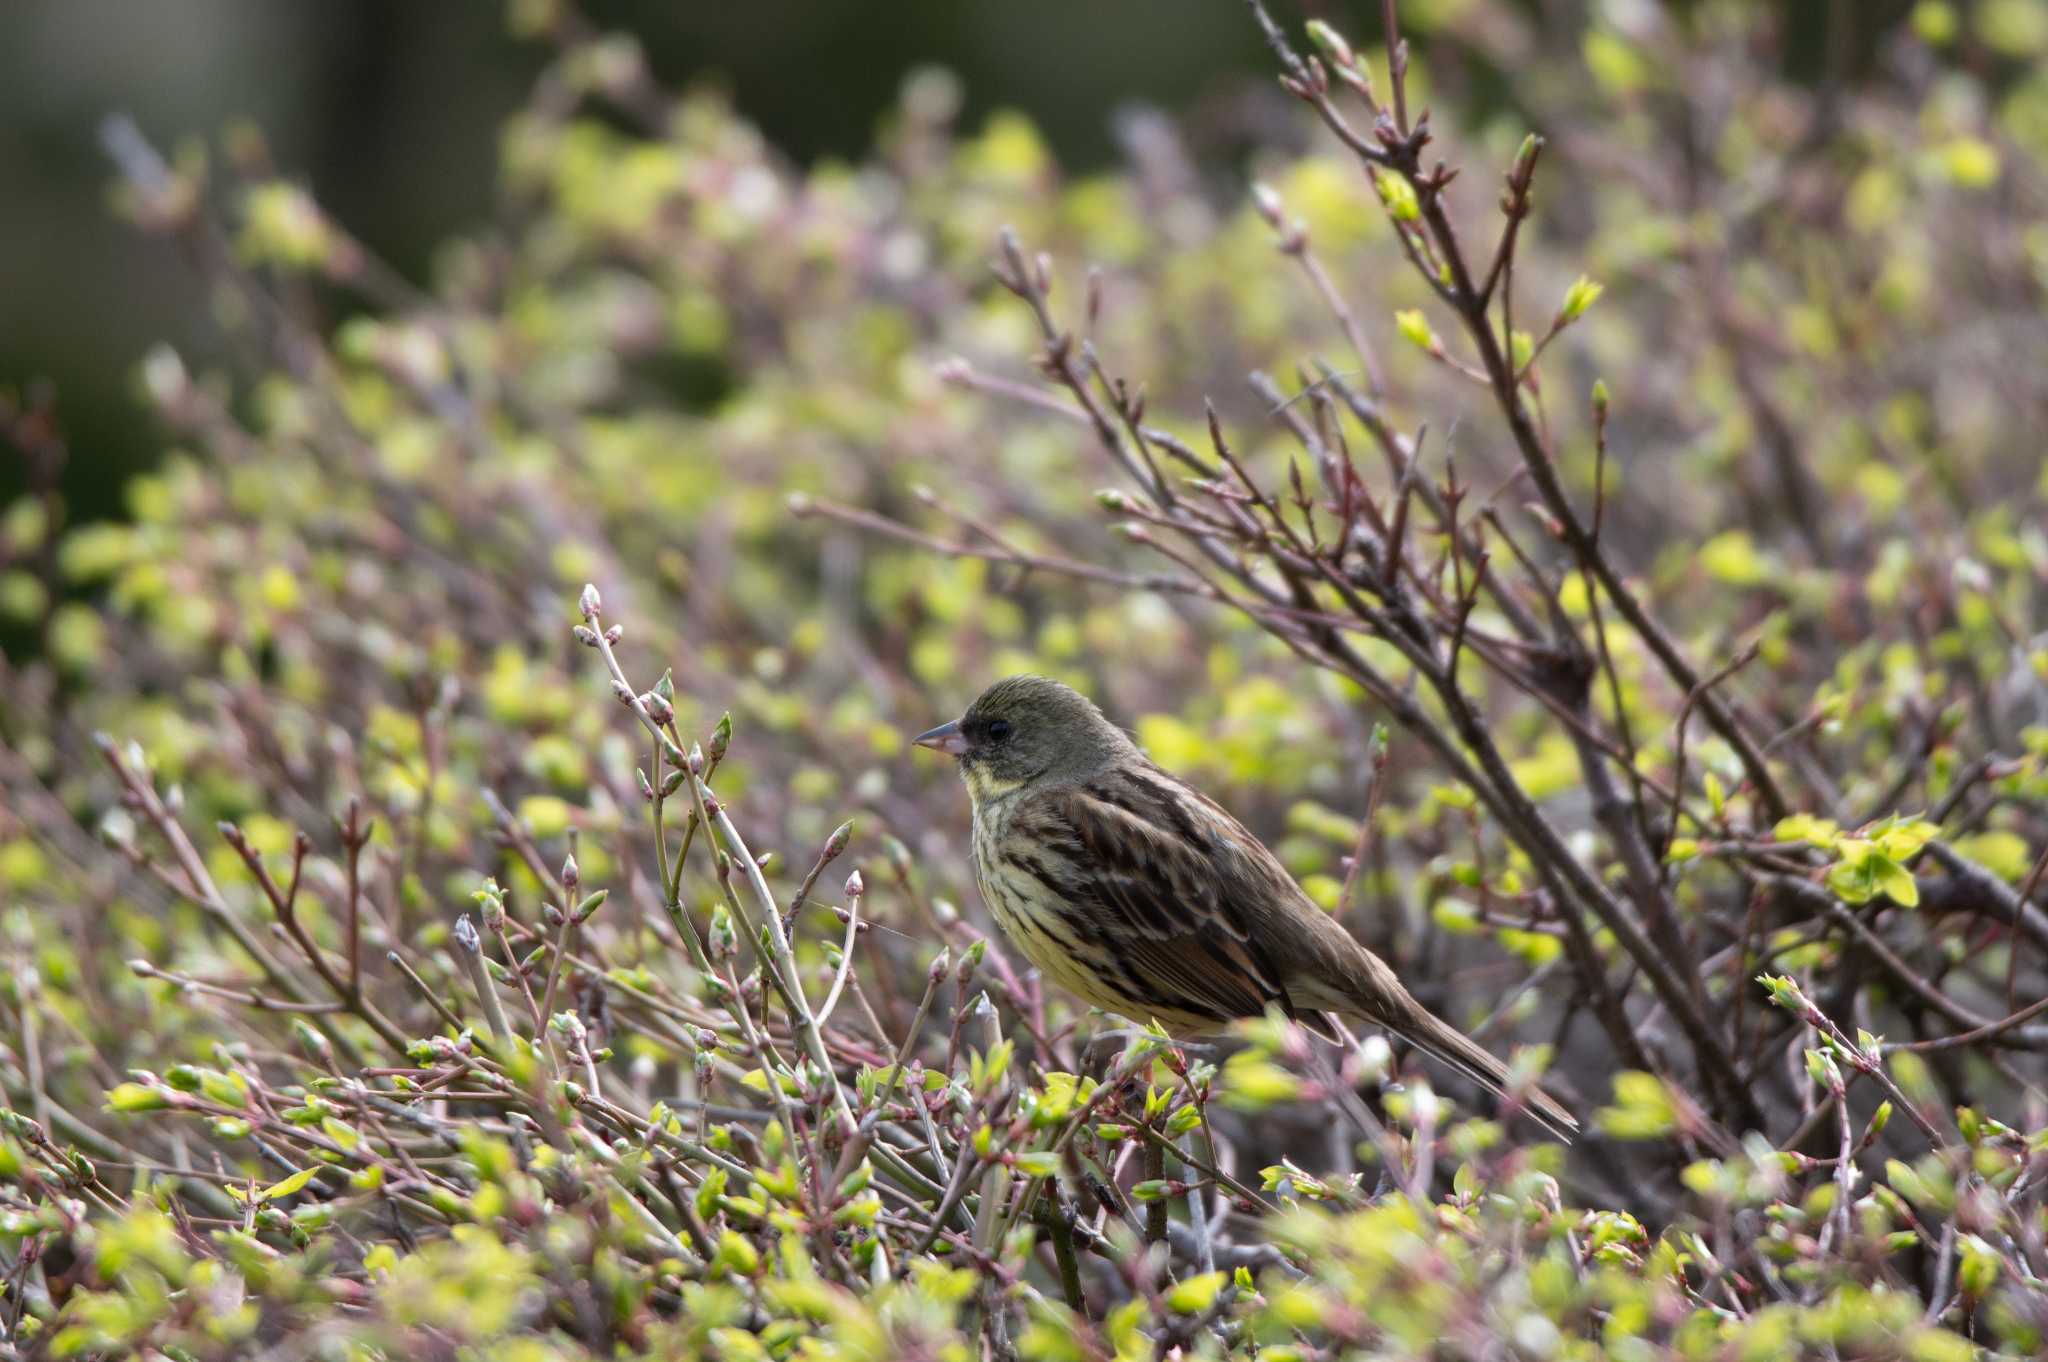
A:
[{"left": 915, "top": 675, "right": 1577, "bottom": 1142}]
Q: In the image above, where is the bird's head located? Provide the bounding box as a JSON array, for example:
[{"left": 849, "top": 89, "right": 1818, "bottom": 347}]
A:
[{"left": 913, "top": 674, "right": 1130, "bottom": 799}]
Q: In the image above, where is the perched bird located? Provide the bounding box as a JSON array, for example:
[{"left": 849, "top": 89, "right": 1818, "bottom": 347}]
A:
[{"left": 915, "top": 674, "right": 1578, "bottom": 1142}]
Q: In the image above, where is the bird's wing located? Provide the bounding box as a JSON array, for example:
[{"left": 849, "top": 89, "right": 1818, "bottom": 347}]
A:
[
  {"left": 1012, "top": 766, "right": 1310, "bottom": 1028},
  {"left": 1022, "top": 768, "right": 1578, "bottom": 1139}
]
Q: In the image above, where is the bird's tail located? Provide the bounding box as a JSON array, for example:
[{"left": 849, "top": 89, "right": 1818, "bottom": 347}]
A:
[
  {"left": 1362, "top": 999, "right": 1580, "bottom": 1145},
  {"left": 1292, "top": 924, "right": 1579, "bottom": 1142}
]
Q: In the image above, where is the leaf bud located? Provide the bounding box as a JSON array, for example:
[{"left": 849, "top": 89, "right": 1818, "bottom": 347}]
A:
[
  {"left": 1251, "top": 181, "right": 1285, "bottom": 228},
  {"left": 825, "top": 820, "right": 854, "bottom": 859},
  {"left": 1305, "top": 19, "right": 1355, "bottom": 66}
]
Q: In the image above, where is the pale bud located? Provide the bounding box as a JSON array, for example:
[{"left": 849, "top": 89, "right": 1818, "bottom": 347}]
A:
[{"left": 1251, "top": 182, "right": 1285, "bottom": 228}]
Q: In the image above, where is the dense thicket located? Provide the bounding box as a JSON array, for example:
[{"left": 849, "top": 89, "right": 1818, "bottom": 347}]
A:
[{"left": 4, "top": 1, "right": 2048, "bottom": 1357}]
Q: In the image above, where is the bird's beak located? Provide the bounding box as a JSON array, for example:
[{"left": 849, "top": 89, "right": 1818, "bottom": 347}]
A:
[{"left": 912, "top": 718, "right": 968, "bottom": 757}]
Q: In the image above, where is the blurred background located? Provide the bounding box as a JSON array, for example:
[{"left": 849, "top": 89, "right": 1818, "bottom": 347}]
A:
[
  {"left": 0, "top": 0, "right": 1893, "bottom": 526},
  {"left": 0, "top": 1, "right": 1273, "bottom": 522}
]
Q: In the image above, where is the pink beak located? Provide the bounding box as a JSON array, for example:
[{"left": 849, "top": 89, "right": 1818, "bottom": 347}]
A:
[{"left": 912, "top": 719, "right": 968, "bottom": 756}]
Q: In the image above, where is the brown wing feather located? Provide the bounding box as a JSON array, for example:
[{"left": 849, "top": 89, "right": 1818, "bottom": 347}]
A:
[
  {"left": 1005, "top": 761, "right": 1576, "bottom": 1137},
  {"left": 1013, "top": 765, "right": 1324, "bottom": 1031}
]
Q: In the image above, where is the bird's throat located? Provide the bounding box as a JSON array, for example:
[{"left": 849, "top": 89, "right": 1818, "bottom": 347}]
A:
[{"left": 961, "top": 765, "right": 1027, "bottom": 810}]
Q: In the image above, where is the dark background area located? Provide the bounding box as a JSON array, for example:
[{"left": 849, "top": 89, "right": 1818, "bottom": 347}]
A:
[
  {"left": 0, "top": 1, "right": 1879, "bottom": 529},
  {"left": 0, "top": 0, "right": 1286, "bottom": 525}
]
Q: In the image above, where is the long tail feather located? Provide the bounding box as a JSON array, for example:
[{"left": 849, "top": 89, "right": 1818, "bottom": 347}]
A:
[{"left": 1295, "top": 925, "right": 1580, "bottom": 1142}]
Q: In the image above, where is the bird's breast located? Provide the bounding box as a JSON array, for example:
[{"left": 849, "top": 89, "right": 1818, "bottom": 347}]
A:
[
  {"left": 969, "top": 802, "right": 1067, "bottom": 949},
  {"left": 966, "top": 798, "right": 1016, "bottom": 898},
  {"left": 964, "top": 793, "right": 1247, "bottom": 1037}
]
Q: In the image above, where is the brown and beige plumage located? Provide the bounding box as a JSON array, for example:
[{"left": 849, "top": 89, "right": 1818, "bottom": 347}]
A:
[{"left": 915, "top": 674, "right": 1577, "bottom": 1143}]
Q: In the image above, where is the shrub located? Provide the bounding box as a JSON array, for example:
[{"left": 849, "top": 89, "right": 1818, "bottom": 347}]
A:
[{"left": 3, "top": 0, "right": 2048, "bottom": 1357}]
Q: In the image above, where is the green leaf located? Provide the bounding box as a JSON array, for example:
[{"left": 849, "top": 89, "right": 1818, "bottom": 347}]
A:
[
  {"left": 1560, "top": 274, "right": 1605, "bottom": 321},
  {"left": 1937, "top": 137, "right": 1999, "bottom": 189},
  {"left": 105, "top": 1082, "right": 170, "bottom": 1113},
  {"left": 1872, "top": 816, "right": 1937, "bottom": 861},
  {"left": 1699, "top": 530, "right": 1768, "bottom": 587},
  {"left": 260, "top": 1167, "right": 318, "bottom": 1202},
  {"left": 1756, "top": 974, "right": 1805, "bottom": 1010},
  {"left": 1219, "top": 1053, "right": 1301, "bottom": 1111},
  {"left": 1873, "top": 856, "right": 1920, "bottom": 908},
  {"left": 1165, "top": 1270, "right": 1226, "bottom": 1313},
  {"left": 1774, "top": 814, "right": 1841, "bottom": 848},
  {"left": 1596, "top": 1071, "right": 1676, "bottom": 1140},
  {"left": 1432, "top": 898, "right": 1481, "bottom": 935},
  {"left": 706, "top": 1328, "right": 772, "bottom": 1362},
  {"left": 1826, "top": 855, "right": 1877, "bottom": 905},
  {"left": 1804, "top": 1048, "right": 1842, "bottom": 1092},
  {"left": 1499, "top": 927, "right": 1562, "bottom": 967},
  {"left": 715, "top": 1229, "right": 761, "bottom": 1277},
  {"left": 1906, "top": 1327, "right": 1977, "bottom": 1362},
  {"left": 1027, "top": 1071, "right": 1096, "bottom": 1127},
  {"left": 1884, "top": 1158, "right": 1937, "bottom": 1211},
  {"left": 1394, "top": 309, "right": 1434, "bottom": 351},
  {"left": 1950, "top": 830, "right": 2032, "bottom": 881},
  {"left": 1957, "top": 1235, "right": 2000, "bottom": 1297},
  {"left": 1376, "top": 175, "right": 1420, "bottom": 222}
]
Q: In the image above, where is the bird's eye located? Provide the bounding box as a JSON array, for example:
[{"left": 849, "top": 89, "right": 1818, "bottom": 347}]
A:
[{"left": 986, "top": 719, "right": 1012, "bottom": 742}]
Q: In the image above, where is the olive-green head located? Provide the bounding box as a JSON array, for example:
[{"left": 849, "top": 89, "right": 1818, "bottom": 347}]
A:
[{"left": 912, "top": 674, "right": 1132, "bottom": 793}]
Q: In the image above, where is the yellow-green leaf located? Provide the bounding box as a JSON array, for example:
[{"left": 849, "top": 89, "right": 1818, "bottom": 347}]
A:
[
  {"left": 1166, "top": 1270, "right": 1227, "bottom": 1313},
  {"left": 261, "top": 1167, "right": 318, "bottom": 1202}
]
